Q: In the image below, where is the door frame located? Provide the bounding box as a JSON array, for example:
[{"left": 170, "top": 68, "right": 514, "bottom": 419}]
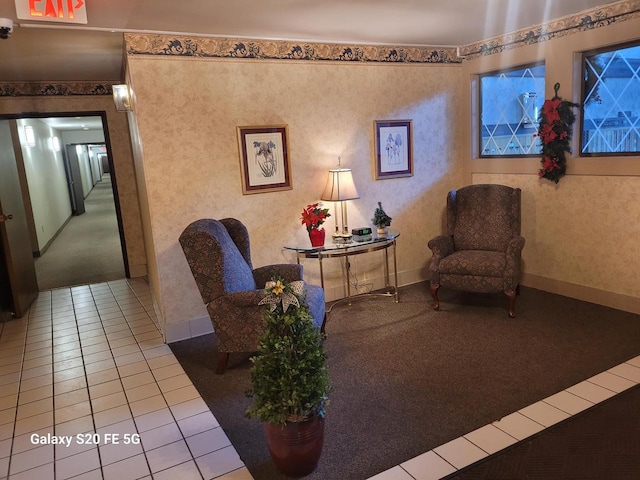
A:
[{"left": 0, "top": 110, "right": 131, "bottom": 279}]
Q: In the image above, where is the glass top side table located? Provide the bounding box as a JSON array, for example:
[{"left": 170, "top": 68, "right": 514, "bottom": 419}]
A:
[{"left": 284, "top": 229, "right": 400, "bottom": 306}]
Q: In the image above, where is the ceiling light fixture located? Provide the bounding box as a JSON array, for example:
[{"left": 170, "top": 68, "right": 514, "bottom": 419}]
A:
[{"left": 24, "top": 125, "right": 36, "bottom": 147}]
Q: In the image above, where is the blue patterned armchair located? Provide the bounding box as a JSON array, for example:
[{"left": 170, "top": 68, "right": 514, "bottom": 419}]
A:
[
  {"left": 179, "top": 218, "right": 326, "bottom": 373},
  {"left": 427, "top": 184, "right": 525, "bottom": 317}
]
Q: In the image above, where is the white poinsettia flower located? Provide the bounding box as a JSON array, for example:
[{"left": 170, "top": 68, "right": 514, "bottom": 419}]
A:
[{"left": 259, "top": 280, "right": 305, "bottom": 313}]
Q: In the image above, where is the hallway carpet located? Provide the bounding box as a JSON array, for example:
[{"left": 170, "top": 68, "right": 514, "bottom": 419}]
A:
[{"left": 34, "top": 174, "right": 125, "bottom": 290}]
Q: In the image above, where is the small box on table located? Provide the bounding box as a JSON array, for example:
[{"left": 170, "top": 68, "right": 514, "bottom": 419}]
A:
[{"left": 352, "top": 227, "right": 372, "bottom": 242}]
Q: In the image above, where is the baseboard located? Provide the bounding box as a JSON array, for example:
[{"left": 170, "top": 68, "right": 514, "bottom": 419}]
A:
[
  {"left": 34, "top": 214, "right": 72, "bottom": 257},
  {"left": 522, "top": 273, "right": 640, "bottom": 315},
  {"left": 128, "top": 264, "right": 147, "bottom": 278},
  {"left": 165, "top": 315, "right": 214, "bottom": 343}
]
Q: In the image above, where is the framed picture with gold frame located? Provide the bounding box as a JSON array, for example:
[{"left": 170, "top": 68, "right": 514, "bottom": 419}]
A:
[
  {"left": 237, "top": 124, "right": 292, "bottom": 194},
  {"left": 373, "top": 119, "right": 413, "bottom": 179}
]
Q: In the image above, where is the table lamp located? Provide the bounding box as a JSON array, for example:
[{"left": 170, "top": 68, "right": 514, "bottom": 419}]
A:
[{"left": 320, "top": 158, "right": 360, "bottom": 243}]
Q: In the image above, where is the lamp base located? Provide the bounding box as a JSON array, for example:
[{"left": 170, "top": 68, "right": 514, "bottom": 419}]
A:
[{"left": 332, "top": 233, "right": 353, "bottom": 244}]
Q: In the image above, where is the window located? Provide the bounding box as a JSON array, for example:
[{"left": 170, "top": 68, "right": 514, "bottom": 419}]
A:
[
  {"left": 479, "top": 64, "right": 545, "bottom": 157},
  {"left": 582, "top": 43, "right": 640, "bottom": 155}
]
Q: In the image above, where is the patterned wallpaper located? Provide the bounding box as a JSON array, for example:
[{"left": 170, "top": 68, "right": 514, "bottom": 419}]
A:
[
  {"left": 0, "top": 82, "right": 117, "bottom": 97},
  {"left": 459, "top": 0, "right": 640, "bottom": 58},
  {"left": 125, "top": 34, "right": 460, "bottom": 64}
]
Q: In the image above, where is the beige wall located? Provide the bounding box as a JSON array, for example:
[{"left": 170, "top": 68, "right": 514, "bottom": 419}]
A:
[
  {"left": 461, "top": 18, "right": 640, "bottom": 312},
  {"left": 126, "top": 52, "right": 465, "bottom": 340},
  {"left": 124, "top": 63, "right": 163, "bottom": 335},
  {"left": 0, "top": 96, "right": 147, "bottom": 278}
]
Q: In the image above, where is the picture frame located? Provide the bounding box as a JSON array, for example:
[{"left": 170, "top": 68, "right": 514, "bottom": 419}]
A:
[
  {"left": 237, "top": 125, "right": 292, "bottom": 194},
  {"left": 373, "top": 120, "right": 413, "bottom": 180}
]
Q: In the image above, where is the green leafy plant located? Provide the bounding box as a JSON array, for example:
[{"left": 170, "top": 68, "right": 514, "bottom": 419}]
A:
[
  {"left": 371, "top": 201, "right": 392, "bottom": 228},
  {"left": 246, "top": 277, "right": 329, "bottom": 425}
]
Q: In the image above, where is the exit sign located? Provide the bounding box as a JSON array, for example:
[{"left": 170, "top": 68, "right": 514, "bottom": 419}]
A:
[{"left": 15, "top": 0, "right": 88, "bottom": 24}]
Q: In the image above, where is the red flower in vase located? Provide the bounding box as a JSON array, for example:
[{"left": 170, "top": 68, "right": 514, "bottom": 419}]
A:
[{"left": 301, "top": 203, "right": 331, "bottom": 232}]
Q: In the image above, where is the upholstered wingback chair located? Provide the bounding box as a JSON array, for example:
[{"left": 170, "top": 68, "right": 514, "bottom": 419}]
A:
[
  {"left": 179, "top": 218, "right": 326, "bottom": 373},
  {"left": 427, "top": 184, "right": 525, "bottom": 317}
]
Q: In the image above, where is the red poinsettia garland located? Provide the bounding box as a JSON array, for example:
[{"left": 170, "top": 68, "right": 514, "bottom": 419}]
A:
[{"left": 537, "top": 83, "right": 580, "bottom": 183}]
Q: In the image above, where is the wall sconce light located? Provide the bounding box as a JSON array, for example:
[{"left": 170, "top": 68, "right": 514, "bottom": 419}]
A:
[
  {"left": 24, "top": 125, "right": 36, "bottom": 147},
  {"left": 112, "top": 84, "right": 132, "bottom": 112},
  {"left": 320, "top": 157, "right": 360, "bottom": 243}
]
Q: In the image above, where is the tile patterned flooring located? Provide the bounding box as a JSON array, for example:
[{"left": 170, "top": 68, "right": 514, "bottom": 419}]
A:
[
  {"left": 0, "top": 278, "right": 251, "bottom": 480},
  {"left": 2, "top": 278, "right": 639, "bottom": 479}
]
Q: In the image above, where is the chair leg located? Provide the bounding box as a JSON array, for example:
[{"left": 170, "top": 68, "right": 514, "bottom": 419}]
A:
[
  {"left": 505, "top": 290, "right": 516, "bottom": 318},
  {"left": 429, "top": 284, "right": 440, "bottom": 311},
  {"left": 216, "top": 352, "right": 230, "bottom": 374},
  {"left": 320, "top": 313, "right": 327, "bottom": 334}
]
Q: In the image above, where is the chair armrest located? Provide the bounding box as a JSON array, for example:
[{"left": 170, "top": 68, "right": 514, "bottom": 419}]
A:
[
  {"left": 504, "top": 236, "right": 526, "bottom": 291},
  {"left": 427, "top": 235, "right": 454, "bottom": 285},
  {"left": 217, "top": 290, "right": 266, "bottom": 307},
  {"left": 506, "top": 236, "right": 526, "bottom": 256},
  {"left": 207, "top": 292, "right": 267, "bottom": 353},
  {"left": 253, "top": 264, "right": 303, "bottom": 287},
  {"left": 428, "top": 235, "right": 454, "bottom": 258}
]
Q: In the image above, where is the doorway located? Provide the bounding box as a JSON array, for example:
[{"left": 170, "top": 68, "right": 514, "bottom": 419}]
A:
[{"left": 7, "top": 112, "right": 128, "bottom": 291}]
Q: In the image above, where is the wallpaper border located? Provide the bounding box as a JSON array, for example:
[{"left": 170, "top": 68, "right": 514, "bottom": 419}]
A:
[
  {"left": 124, "top": 34, "right": 462, "bottom": 64},
  {"left": 0, "top": 82, "right": 116, "bottom": 97},
  {"left": 1, "top": 1, "right": 638, "bottom": 97},
  {"left": 458, "top": 0, "right": 640, "bottom": 59}
]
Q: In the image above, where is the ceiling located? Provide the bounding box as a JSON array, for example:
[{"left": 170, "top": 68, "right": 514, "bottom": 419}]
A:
[
  {"left": 0, "top": 0, "right": 621, "bottom": 83},
  {"left": 40, "top": 116, "right": 104, "bottom": 131}
]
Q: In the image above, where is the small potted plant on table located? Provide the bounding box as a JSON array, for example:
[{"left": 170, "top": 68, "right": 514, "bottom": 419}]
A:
[
  {"left": 247, "top": 277, "right": 330, "bottom": 477},
  {"left": 372, "top": 201, "right": 392, "bottom": 235}
]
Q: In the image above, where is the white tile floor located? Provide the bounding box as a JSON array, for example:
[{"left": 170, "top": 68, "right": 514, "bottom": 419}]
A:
[
  {"left": 3, "top": 278, "right": 640, "bottom": 480},
  {"left": 0, "top": 278, "right": 251, "bottom": 480}
]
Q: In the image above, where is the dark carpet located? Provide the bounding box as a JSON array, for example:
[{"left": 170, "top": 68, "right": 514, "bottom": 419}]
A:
[{"left": 170, "top": 283, "right": 640, "bottom": 480}]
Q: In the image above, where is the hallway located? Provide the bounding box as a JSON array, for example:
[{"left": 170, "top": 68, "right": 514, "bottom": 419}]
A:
[{"left": 34, "top": 174, "right": 125, "bottom": 291}]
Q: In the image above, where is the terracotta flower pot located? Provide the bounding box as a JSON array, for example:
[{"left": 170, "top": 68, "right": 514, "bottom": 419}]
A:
[
  {"left": 263, "top": 416, "right": 325, "bottom": 477},
  {"left": 309, "top": 228, "right": 325, "bottom": 247}
]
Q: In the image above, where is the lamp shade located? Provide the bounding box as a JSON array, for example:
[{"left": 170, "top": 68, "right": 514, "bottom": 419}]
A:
[{"left": 320, "top": 168, "right": 359, "bottom": 201}]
